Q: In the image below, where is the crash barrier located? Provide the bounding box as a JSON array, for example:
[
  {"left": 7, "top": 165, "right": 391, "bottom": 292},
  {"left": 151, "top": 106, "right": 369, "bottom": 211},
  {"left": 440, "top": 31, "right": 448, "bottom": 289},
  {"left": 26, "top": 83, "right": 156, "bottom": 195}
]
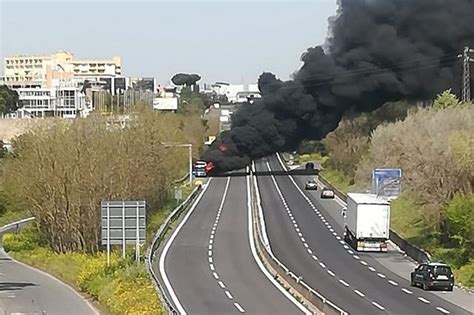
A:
[
  {"left": 250, "top": 173, "right": 348, "bottom": 315},
  {"left": 0, "top": 217, "right": 35, "bottom": 234},
  {"left": 146, "top": 186, "right": 202, "bottom": 315},
  {"left": 317, "top": 176, "right": 431, "bottom": 264},
  {"left": 173, "top": 173, "right": 189, "bottom": 185}
]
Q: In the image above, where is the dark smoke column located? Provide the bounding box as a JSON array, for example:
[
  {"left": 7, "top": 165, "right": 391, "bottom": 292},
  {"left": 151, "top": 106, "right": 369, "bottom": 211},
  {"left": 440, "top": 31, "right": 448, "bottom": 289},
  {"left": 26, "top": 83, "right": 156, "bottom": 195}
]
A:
[{"left": 203, "top": 0, "right": 474, "bottom": 172}]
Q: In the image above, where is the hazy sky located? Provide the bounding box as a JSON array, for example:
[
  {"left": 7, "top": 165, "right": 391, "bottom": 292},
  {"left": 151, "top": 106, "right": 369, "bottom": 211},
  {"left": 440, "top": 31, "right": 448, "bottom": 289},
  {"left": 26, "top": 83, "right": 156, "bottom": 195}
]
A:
[{"left": 0, "top": 0, "right": 337, "bottom": 84}]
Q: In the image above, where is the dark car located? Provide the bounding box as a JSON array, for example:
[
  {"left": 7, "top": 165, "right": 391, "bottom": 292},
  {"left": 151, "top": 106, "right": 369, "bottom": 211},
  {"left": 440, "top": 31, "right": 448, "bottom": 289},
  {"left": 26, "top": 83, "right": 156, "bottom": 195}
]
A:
[
  {"left": 320, "top": 188, "right": 335, "bottom": 199},
  {"left": 305, "top": 179, "right": 318, "bottom": 190},
  {"left": 410, "top": 262, "right": 454, "bottom": 291}
]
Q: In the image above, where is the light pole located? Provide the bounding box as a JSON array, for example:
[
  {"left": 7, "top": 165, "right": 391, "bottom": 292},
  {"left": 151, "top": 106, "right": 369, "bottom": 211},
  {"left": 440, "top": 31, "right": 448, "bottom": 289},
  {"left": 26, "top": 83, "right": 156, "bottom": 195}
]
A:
[{"left": 161, "top": 142, "right": 193, "bottom": 187}]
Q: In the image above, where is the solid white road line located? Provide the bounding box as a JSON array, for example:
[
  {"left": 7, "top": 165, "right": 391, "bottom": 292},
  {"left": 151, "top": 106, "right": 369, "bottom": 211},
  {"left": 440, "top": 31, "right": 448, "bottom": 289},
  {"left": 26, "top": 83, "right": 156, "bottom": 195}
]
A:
[{"left": 159, "top": 178, "right": 213, "bottom": 315}]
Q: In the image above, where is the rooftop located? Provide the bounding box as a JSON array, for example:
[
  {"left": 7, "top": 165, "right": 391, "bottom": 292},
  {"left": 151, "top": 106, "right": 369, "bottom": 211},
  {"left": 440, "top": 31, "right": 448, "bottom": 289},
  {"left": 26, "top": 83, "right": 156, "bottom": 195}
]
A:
[{"left": 347, "top": 193, "right": 390, "bottom": 205}]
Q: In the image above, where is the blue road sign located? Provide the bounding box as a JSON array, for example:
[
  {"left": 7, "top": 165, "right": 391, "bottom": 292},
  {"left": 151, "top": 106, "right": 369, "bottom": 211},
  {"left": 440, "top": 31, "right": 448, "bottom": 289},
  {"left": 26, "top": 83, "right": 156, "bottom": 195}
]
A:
[{"left": 372, "top": 168, "right": 402, "bottom": 197}]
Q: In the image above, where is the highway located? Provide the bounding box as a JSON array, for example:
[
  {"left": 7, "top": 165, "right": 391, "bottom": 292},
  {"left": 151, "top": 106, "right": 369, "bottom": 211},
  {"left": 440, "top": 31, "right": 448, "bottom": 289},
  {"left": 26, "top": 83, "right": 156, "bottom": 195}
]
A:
[
  {"left": 255, "top": 155, "right": 472, "bottom": 315},
  {"left": 159, "top": 175, "right": 309, "bottom": 315},
  {"left": 0, "top": 231, "right": 98, "bottom": 315}
]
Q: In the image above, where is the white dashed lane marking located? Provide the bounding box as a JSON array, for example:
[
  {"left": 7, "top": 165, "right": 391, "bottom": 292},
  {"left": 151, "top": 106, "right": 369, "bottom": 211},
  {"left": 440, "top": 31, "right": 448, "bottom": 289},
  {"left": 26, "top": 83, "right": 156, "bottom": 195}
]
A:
[
  {"left": 327, "top": 270, "right": 335, "bottom": 277},
  {"left": 436, "top": 306, "right": 450, "bottom": 314},
  {"left": 372, "top": 302, "right": 385, "bottom": 311},
  {"left": 225, "top": 291, "right": 233, "bottom": 299},
  {"left": 234, "top": 302, "right": 245, "bottom": 313},
  {"left": 377, "top": 273, "right": 386, "bottom": 279},
  {"left": 417, "top": 297, "right": 431, "bottom": 304},
  {"left": 339, "top": 279, "right": 350, "bottom": 287},
  {"left": 368, "top": 266, "right": 376, "bottom": 272},
  {"left": 319, "top": 262, "right": 326, "bottom": 268},
  {"left": 401, "top": 288, "right": 413, "bottom": 295},
  {"left": 218, "top": 281, "right": 225, "bottom": 289},
  {"left": 354, "top": 289, "right": 365, "bottom": 297},
  {"left": 388, "top": 280, "right": 398, "bottom": 286}
]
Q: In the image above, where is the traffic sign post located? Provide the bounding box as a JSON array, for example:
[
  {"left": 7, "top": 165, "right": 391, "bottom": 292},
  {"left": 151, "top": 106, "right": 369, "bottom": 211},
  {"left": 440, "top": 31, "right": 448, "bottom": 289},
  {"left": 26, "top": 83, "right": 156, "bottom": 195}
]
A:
[{"left": 101, "top": 200, "right": 146, "bottom": 265}]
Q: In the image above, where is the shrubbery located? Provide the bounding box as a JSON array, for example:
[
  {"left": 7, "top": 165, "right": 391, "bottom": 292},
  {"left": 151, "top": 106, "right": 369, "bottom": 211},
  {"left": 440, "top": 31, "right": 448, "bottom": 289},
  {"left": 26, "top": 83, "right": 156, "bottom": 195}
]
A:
[
  {"left": 309, "top": 92, "right": 473, "bottom": 288},
  {"left": 4, "top": 232, "right": 163, "bottom": 315}
]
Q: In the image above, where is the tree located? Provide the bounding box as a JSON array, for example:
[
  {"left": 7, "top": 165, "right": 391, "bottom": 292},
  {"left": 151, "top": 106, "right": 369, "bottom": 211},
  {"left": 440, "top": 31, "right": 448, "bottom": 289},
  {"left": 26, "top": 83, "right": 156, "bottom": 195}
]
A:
[
  {"left": 171, "top": 73, "right": 201, "bottom": 86},
  {"left": 432, "top": 89, "right": 461, "bottom": 110},
  {"left": 0, "top": 85, "right": 19, "bottom": 115},
  {"left": 355, "top": 106, "right": 474, "bottom": 229},
  {"left": 3, "top": 110, "right": 208, "bottom": 253}
]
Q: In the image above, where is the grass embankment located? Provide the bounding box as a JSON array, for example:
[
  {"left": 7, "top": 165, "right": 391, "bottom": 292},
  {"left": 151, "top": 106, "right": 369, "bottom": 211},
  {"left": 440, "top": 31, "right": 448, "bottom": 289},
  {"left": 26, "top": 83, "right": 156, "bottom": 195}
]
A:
[
  {"left": 293, "top": 154, "right": 473, "bottom": 289},
  {"left": 2, "top": 185, "right": 195, "bottom": 315}
]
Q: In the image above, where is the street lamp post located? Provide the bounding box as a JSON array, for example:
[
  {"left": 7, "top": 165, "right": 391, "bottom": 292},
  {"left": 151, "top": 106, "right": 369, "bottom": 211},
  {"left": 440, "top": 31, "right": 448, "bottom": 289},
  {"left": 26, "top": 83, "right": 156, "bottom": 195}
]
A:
[{"left": 161, "top": 142, "right": 193, "bottom": 187}]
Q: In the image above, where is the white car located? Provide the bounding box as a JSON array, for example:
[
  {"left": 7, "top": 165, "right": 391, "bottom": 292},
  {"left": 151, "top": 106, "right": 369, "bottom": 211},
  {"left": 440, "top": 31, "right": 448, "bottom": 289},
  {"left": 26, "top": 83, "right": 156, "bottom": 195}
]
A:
[{"left": 320, "top": 188, "right": 335, "bottom": 199}]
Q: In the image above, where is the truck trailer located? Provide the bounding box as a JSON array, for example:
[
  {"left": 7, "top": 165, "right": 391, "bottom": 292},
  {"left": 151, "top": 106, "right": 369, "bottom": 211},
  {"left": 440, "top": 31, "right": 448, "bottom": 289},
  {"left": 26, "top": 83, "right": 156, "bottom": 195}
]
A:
[{"left": 344, "top": 193, "right": 390, "bottom": 252}]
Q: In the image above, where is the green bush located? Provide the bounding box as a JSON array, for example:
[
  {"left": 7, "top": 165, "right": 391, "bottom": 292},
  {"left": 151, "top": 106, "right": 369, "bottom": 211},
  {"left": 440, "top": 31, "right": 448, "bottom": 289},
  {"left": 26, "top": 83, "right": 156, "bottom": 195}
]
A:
[
  {"left": 444, "top": 195, "right": 474, "bottom": 253},
  {"left": 431, "top": 247, "right": 470, "bottom": 269},
  {"left": 454, "top": 261, "right": 474, "bottom": 288},
  {"left": 2, "top": 228, "right": 38, "bottom": 252}
]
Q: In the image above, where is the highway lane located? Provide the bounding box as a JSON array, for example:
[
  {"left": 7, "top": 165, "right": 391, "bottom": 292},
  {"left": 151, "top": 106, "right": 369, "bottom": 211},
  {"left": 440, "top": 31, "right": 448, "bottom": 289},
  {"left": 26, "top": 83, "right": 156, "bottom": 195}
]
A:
[
  {"left": 160, "top": 176, "right": 308, "bottom": 315},
  {"left": 286, "top": 155, "right": 473, "bottom": 312},
  {"left": 291, "top": 169, "right": 474, "bottom": 313},
  {"left": 0, "top": 243, "right": 98, "bottom": 315},
  {"left": 256, "top": 155, "right": 472, "bottom": 314}
]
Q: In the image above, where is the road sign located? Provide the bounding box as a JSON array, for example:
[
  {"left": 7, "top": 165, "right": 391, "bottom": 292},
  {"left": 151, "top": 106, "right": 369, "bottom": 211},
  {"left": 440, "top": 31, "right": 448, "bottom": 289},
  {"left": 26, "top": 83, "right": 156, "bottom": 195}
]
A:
[
  {"left": 101, "top": 200, "right": 146, "bottom": 264},
  {"left": 372, "top": 168, "right": 402, "bottom": 197}
]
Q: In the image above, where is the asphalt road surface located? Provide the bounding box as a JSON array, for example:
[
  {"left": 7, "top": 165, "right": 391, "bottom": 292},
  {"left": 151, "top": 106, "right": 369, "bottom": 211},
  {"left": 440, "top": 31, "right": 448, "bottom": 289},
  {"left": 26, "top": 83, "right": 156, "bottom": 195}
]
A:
[
  {"left": 159, "top": 176, "right": 308, "bottom": 315},
  {"left": 0, "top": 241, "right": 98, "bottom": 315},
  {"left": 254, "top": 154, "right": 472, "bottom": 315}
]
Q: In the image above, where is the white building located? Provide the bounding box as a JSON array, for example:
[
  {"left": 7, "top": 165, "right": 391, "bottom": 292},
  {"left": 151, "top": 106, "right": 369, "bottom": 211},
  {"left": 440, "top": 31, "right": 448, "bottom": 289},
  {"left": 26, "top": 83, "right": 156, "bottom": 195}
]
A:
[
  {"left": 16, "top": 84, "right": 88, "bottom": 118},
  {"left": 203, "top": 82, "right": 260, "bottom": 103}
]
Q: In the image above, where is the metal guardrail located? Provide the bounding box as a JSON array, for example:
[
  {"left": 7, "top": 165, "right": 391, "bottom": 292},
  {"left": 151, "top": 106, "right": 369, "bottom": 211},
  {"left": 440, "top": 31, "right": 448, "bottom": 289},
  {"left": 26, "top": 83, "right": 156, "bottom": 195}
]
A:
[
  {"left": 0, "top": 217, "right": 35, "bottom": 234},
  {"left": 173, "top": 173, "right": 189, "bottom": 185},
  {"left": 249, "top": 172, "right": 347, "bottom": 315},
  {"left": 317, "top": 175, "right": 432, "bottom": 264},
  {"left": 146, "top": 185, "right": 202, "bottom": 315}
]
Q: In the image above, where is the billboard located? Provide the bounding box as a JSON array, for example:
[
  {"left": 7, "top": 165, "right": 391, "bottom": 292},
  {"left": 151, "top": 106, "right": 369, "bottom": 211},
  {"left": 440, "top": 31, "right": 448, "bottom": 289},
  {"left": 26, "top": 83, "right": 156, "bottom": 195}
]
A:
[
  {"left": 372, "top": 168, "right": 402, "bottom": 197},
  {"left": 153, "top": 97, "right": 178, "bottom": 110}
]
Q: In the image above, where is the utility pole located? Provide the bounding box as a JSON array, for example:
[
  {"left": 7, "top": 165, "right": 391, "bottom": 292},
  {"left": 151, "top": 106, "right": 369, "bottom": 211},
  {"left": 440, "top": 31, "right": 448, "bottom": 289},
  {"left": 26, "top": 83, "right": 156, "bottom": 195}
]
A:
[{"left": 460, "top": 46, "right": 474, "bottom": 102}]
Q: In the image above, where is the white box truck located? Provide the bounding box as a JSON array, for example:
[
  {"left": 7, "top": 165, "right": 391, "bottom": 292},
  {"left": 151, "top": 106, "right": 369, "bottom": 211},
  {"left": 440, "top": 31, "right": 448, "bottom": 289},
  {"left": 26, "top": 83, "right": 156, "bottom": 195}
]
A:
[{"left": 344, "top": 193, "right": 390, "bottom": 252}]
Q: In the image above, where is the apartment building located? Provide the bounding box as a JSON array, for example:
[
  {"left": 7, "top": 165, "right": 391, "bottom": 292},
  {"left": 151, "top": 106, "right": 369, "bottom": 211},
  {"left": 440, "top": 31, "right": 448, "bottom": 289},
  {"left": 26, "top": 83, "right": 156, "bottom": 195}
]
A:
[
  {"left": 3, "top": 51, "right": 121, "bottom": 88},
  {"left": 15, "top": 84, "right": 88, "bottom": 118}
]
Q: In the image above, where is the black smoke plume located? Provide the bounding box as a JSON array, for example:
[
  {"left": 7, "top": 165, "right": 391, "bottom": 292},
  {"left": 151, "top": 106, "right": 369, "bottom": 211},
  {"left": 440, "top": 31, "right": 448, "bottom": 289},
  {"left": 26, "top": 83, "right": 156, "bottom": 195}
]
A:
[{"left": 203, "top": 0, "right": 474, "bottom": 171}]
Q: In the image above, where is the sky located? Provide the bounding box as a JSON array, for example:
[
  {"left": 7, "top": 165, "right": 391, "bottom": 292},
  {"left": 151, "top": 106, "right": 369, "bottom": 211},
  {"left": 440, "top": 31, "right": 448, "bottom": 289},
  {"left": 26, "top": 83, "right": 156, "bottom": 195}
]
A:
[{"left": 0, "top": 0, "right": 337, "bottom": 84}]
